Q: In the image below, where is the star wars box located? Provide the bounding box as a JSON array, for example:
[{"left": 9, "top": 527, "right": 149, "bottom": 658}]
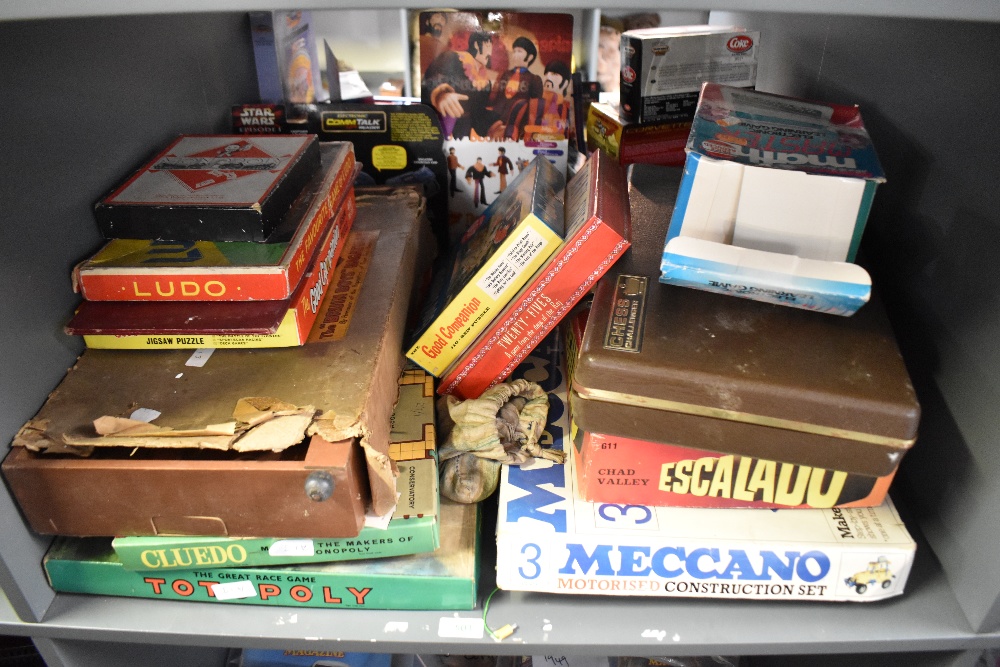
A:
[
  {"left": 94, "top": 134, "right": 320, "bottom": 243},
  {"left": 571, "top": 163, "right": 920, "bottom": 481}
]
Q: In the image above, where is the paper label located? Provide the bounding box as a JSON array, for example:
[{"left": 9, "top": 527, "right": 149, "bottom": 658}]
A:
[
  {"left": 211, "top": 580, "right": 257, "bottom": 600},
  {"left": 477, "top": 224, "right": 547, "bottom": 299},
  {"left": 308, "top": 230, "right": 379, "bottom": 343},
  {"left": 437, "top": 617, "right": 485, "bottom": 639},
  {"left": 186, "top": 348, "right": 214, "bottom": 366},
  {"left": 268, "top": 540, "right": 315, "bottom": 557}
]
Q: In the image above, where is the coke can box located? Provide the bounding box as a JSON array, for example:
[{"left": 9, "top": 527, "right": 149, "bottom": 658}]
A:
[
  {"left": 660, "top": 84, "right": 887, "bottom": 315},
  {"left": 619, "top": 26, "right": 760, "bottom": 125},
  {"left": 585, "top": 101, "right": 689, "bottom": 167}
]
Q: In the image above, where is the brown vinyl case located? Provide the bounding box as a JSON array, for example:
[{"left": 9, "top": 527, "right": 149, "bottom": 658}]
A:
[
  {"left": 2, "top": 187, "right": 435, "bottom": 538},
  {"left": 2, "top": 435, "right": 366, "bottom": 538},
  {"left": 571, "top": 164, "right": 920, "bottom": 478}
]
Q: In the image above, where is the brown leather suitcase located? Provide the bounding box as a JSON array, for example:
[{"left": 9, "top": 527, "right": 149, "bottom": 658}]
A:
[
  {"left": 2, "top": 435, "right": 366, "bottom": 538},
  {"left": 571, "top": 164, "right": 920, "bottom": 479}
]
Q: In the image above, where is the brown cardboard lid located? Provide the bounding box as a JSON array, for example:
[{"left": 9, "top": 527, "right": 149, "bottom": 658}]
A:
[{"left": 574, "top": 164, "right": 920, "bottom": 454}]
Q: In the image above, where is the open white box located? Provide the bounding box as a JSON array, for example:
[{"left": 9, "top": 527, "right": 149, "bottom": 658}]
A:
[{"left": 660, "top": 84, "right": 886, "bottom": 316}]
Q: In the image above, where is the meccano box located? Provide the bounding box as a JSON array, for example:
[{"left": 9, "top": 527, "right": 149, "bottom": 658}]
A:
[
  {"left": 571, "top": 163, "right": 920, "bottom": 480},
  {"left": 94, "top": 134, "right": 320, "bottom": 242},
  {"left": 2, "top": 187, "right": 434, "bottom": 537},
  {"left": 660, "top": 84, "right": 886, "bottom": 315},
  {"left": 495, "top": 330, "right": 917, "bottom": 602},
  {"left": 586, "top": 102, "right": 689, "bottom": 167},
  {"left": 619, "top": 26, "right": 759, "bottom": 125}
]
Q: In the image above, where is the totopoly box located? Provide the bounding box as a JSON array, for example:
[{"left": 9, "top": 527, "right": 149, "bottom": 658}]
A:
[
  {"left": 44, "top": 497, "right": 478, "bottom": 610},
  {"left": 495, "top": 332, "right": 917, "bottom": 602},
  {"left": 94, "top": 134, "right": 320, "bottom": 242}
]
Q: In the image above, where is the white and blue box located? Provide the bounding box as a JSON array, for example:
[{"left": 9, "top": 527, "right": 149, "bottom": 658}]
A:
[{"left": 660, "top": 83, "right": 887, "bottom": 316}]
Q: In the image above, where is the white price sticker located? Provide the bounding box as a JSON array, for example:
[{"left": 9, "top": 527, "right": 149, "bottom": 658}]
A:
[
  {"left": 211, "top": 580, "right": 256, "bottom": 601},
  {"left": 437, "top": 617, "right": 485, "bottom": 639},
  {"left": 268, "top": 540, "right": 315, "bottom": 557},
  {"left": 186, "top": 348, "right": 215, "bottom": 367}
]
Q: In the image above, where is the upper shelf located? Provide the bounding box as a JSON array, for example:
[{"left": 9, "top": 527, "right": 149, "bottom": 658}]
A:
[{"left": 3, "top": 0, "right": 999, "bottom": 23}]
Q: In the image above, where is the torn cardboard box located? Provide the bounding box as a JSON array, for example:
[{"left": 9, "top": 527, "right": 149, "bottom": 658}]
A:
[{"left": 3, "top": 187, "right": 434, "bottom": 536}]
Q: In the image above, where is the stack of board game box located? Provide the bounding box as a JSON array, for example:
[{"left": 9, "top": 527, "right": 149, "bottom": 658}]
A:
[
  {"left": 67, "top": 135, "right": 357, "bottom": 349},
  {"left": 4, "top": 185, "right": 445, "bottom": 602},
  {"left": 37, "top": 367, "right": 482, "bottom": 611},
  {"left": 405, "top": 155, "right": 567, "bottom": 378},
  {"left": 436, "top": 149, "right": 632, "bottom": 400},
  {"left": 492, "top": 154, "right": 921, "bottom": 603},
  {"left": 495, "top": 326, "right": 919, "bottom": 602},
  {"left": 586, "top": 25, "right": 760, "bottom": 168}
]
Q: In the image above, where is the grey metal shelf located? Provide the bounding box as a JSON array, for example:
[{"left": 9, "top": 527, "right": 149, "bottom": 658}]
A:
[
  {"left": 2, "top": 546, "right": 998, "bottom": 657},
  {"left": 1, "top": 0, "right": 998, "bottom": 22}
]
